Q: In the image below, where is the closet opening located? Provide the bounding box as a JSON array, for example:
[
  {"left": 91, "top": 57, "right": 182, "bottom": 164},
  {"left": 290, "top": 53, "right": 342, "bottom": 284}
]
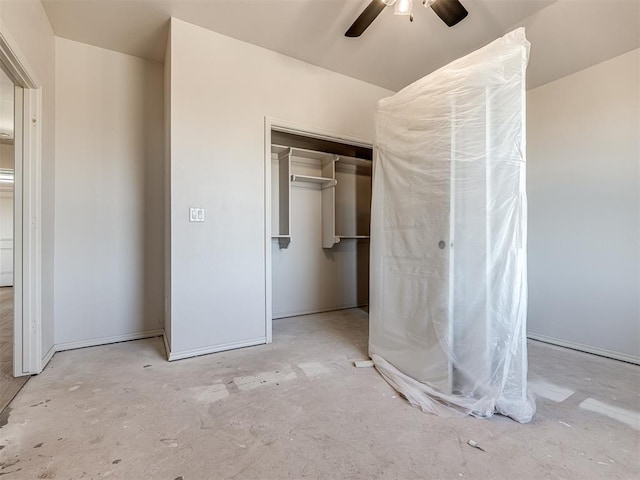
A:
[{"left": 266, "top": 124, "right": 373, "bottom": 349}]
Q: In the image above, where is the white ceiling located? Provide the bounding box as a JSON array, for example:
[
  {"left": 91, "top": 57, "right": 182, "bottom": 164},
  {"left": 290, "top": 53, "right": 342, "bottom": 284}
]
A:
[{"left": 41, "top": 0, "right": 640, "bottom": 91}]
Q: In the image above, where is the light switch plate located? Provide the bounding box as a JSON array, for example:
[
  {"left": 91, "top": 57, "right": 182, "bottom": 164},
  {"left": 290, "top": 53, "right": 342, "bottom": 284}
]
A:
[{"left": 189, "top": 208, "right": 205, "bottom": 222}]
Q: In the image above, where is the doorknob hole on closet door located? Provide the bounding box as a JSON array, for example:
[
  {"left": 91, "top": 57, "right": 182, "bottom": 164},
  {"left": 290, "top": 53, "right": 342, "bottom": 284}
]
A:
[{"left": 438, "top": 241, "right": 446, "bottom": 249}]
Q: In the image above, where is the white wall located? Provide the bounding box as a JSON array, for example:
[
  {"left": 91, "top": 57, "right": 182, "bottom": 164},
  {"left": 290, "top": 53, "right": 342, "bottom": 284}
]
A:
[
  {"left": 54, "top": 38, "right": 164, "bottom": 347},
  {"left": 272, "top": 156, "right": 371, "bottom": 318},
  {"left": 0, "top": 143, "right": 13, "bottom": 287},
  {"left": 527, "top": 49, "right": 640, "bottom": 362},
  {"left": 0, "top": 0, "right": 56, "bottom": 363},
  {"left": 0, "top": 144, "right": 14, "bottom": 170},
  {"left": 167, "top": 18, "right": 392, "bottom": 357}
]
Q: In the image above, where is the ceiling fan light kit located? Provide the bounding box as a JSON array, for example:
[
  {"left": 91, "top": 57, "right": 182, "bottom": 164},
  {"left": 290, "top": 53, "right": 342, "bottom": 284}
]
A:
[
  {"left": 394, "top": 0, "right": 413, "bottom": 17},
  {"left": 345, "top": 0, "right": 468, "bottom": 37}
]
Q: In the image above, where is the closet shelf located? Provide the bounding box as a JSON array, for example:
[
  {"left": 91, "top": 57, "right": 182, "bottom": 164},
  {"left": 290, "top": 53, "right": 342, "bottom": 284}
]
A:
[
  {"left": 337, "top": 156, "right": 372, "bottom": 169},
  {"left": 272, "top": 144, "right": 373, "bottom": 169},
  {"left": 271, "top": 139, "right": 371, "bottom": 250},
  {"left": 291, "top": 174, "right": 337, "bottom": 187},
  {"left": 273, "top": 144, "right": 339, "bottom": 164}
]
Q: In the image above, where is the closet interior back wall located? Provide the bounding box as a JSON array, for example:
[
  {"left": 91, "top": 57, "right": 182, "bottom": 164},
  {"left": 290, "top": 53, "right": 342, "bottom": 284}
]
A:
[{"left": 271, "top": 149, "right": 371, "bottom": 319}]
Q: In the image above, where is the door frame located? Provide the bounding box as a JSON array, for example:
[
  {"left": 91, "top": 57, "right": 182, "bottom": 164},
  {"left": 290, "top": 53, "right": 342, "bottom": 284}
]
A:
[
  {"left": 0, "top": 19, "right": 43, "bottom": 376},
  {"left": 263, "top": 116, "right": 372, "bottom": 344}
]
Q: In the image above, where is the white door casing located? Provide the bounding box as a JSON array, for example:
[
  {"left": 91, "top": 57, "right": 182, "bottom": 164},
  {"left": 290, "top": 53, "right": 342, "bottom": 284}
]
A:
[{"left": 0, "top": 18, "right": 44, "bottom": 376}]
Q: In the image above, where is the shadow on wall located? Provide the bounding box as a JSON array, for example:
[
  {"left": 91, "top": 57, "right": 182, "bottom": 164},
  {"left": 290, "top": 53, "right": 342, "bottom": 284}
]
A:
[{"left": 142, "top": 61, "right": 165, "bottom": 331}]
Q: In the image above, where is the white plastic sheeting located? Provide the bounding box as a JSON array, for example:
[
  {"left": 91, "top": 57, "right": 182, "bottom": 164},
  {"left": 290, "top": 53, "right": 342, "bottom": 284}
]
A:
[{"left": 369, "top": 28, "right": 535, "bottom": 423}]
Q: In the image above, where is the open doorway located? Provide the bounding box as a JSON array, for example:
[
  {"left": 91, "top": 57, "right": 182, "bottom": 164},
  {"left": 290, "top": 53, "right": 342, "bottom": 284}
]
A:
[
  {"left": 265, "top": 121, "right": 373, "bottom": 353},
  {"left": 0, "top": 66, "right": 25, "bottom": 412},
  {"left": 0, "top": 21, "right": 44, "bottom": 401}
]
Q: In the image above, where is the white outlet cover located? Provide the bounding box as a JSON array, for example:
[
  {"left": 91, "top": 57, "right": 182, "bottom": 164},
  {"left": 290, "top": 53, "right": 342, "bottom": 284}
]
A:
[{"left": 189, "top": 208, "right": 205, "bottom": 222}]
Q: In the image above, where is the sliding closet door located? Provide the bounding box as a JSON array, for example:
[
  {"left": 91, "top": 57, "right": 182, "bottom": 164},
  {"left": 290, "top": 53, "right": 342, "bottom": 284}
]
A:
[
  {"left": 488, "top": 54, "right": 529, "bottom": 414},
  {"left": 449, "top": 90, "right": 491, "bottom": 396},
  {"left": 371, "top": 90, "right": 498, "bottom": 395},
  {"left": 370, "top": 100, "right": 453, "bottom": 392},
  {"left": 370, "top": 29, "right": 532, "bottom": 421}
]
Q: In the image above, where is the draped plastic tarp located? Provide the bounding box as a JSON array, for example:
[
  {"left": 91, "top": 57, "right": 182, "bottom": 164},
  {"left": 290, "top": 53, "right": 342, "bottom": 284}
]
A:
[{"left": 369, "top": 28, "right": 535, "bottom": 423}]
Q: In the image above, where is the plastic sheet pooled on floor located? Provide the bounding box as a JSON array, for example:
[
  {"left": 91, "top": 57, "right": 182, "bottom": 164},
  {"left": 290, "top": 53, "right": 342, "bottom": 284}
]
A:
[{"left": 369, "top": 28, "right": 535, "bottom": 423}]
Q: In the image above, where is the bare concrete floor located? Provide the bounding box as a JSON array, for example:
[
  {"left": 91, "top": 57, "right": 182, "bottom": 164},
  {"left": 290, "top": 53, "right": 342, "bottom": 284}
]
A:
[{"left": 0, "top": 309, "right": 638, "bottom": 479}]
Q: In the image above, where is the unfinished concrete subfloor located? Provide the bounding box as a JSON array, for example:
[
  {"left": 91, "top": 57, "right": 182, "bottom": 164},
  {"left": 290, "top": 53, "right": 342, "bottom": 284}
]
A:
[{"left": 0, "top": 309, "right": 638, "bottom": 479}]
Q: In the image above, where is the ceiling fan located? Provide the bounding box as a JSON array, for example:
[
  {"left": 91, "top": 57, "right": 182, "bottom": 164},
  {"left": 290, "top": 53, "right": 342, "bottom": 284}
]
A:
[{"left": 345, "top": 0, "right": 468, "bottom": 37}]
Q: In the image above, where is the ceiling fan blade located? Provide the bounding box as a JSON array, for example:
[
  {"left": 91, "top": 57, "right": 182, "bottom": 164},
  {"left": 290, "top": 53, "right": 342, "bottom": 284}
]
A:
[
  {"left": 345, "top": 0, "right": 387, "bottom": 37},
  {"left": 430, "top": 0, "right": 468, "bottom": 27}
]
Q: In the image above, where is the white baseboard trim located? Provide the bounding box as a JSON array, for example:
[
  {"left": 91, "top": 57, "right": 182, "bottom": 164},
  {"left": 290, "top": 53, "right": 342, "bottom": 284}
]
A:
[
  {"left": 55, "top": 329, "right": 164, "bottom": 352},
  {"left": 41, "top": 344, "right": 56, "bottom": 371},
  {"left": 168, "top": 337, "right": 266, "bottom": 362},
  {"left": 273, "top": 304, "right": 369, "bottom": 320},
  {"left": 527, "top": 333, "right": 640, "bottom": 365}
]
